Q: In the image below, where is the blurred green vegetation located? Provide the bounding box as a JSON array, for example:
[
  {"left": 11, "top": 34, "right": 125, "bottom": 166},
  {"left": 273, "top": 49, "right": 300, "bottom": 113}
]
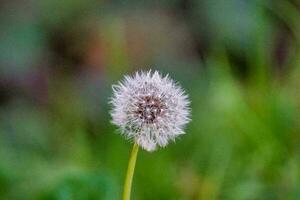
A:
[{"left": 1, "top": 0, "right": 300, "bottom": 199}]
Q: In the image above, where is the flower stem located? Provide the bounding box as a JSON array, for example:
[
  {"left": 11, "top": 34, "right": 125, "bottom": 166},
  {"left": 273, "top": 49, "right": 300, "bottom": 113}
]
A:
[{"left": 122, "top": 143, "right": 139, "bottom": 200}]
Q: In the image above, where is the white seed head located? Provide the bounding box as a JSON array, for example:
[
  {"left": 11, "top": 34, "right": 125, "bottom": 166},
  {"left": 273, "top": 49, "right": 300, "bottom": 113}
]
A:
[{"left": 110, "top": 70, "right": 191, "bottom": 151}]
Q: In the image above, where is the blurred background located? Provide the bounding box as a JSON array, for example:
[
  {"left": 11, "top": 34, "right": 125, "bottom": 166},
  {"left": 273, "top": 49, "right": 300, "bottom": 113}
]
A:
[{"left": 0, "top": 0, "right": 300, "bottom": 199}]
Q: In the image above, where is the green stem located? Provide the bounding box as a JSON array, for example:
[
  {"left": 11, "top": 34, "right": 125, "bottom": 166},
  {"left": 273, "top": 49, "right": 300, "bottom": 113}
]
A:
[{"left": 122, "top": 143, "right": 139, "bottom": 200}]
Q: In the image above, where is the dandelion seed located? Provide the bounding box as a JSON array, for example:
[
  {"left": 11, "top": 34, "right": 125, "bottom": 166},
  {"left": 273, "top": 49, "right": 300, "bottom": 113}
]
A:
[{"left": 110, "top": 70, "right": 191, "bottom": 151}]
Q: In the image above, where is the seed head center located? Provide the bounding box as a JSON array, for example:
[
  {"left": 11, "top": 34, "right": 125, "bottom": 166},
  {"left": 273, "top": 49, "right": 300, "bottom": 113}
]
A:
[{"left": 136, "top": 96, "right": 166, "bottom": 123}]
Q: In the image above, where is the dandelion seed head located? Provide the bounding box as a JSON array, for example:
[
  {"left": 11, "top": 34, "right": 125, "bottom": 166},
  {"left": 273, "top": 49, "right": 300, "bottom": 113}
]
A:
[{"left": 110, "top": 70, "right": 191, "bottom": 151}]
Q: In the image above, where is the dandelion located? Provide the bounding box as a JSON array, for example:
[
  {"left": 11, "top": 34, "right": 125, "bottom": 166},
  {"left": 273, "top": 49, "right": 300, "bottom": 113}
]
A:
[
  {"left": 110, "top": 70, "right": 191, "bottom": 200},
  {"left": 111, "top": 70, "right": 191, "bottom": 151}
]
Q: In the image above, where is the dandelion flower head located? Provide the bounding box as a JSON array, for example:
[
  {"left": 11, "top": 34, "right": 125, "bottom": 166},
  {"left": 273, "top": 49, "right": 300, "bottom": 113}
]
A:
[{"left": 110, "top": 70, "right": 191, "bottom": 151}]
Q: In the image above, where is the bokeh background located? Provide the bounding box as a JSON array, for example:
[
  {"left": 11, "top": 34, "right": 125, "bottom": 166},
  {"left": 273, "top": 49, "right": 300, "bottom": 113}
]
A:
[{"left": 1, "top": 0, "right": 300, "bottom": 199}]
